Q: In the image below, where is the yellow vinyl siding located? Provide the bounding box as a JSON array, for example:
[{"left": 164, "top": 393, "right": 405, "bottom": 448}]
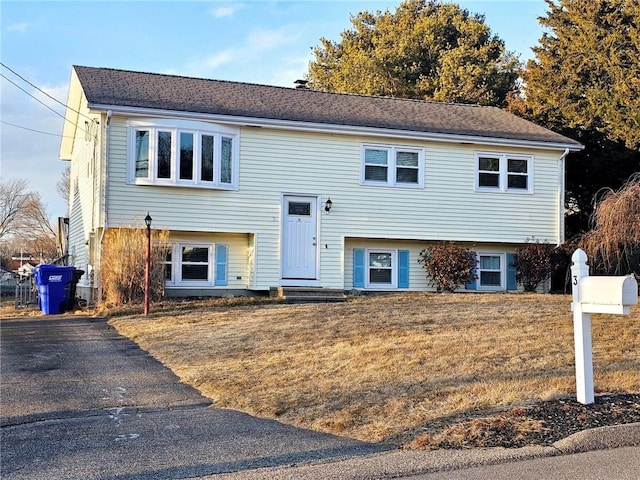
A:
[
  {"left": 344, "top": 239, "right": 431, "bottom": 291},
  {"left": 66, "top": 85, "right": 103, "bottom": 289},
  {"left": 165, "top": 232, "right": 250, "bottom": 289},
  {"left": 344, "top": 239, "right": 524, "bottom": 292},
  {"left": 103, "top": 120, "right": 564, "bottom": 291}
]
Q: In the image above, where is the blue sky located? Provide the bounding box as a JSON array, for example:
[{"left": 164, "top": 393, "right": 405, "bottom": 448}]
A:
[{"left": 1, "top": 0, "right": 548, "bottom": 223}]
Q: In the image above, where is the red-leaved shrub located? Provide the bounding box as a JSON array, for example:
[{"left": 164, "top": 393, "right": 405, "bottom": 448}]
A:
[{"left": 418, "top": 242, "right": 476, "bottom": 292}]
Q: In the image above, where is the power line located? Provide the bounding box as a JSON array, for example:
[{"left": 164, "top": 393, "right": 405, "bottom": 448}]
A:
[
  {"left": 1, "top": 72, "right": 67, "bottom": 121},
  {"left": 0, "top": 62, "right": 93, "bottom": 123},
  {"left": 0, "top": 72, "right": 88, "bottom": 136},
  {"left": 1, "top": 120, "right": 74, "bottom": 138}
]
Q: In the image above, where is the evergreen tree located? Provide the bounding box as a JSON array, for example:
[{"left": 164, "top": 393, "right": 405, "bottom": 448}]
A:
[
  {"left": 523, "top": 0, "right": 640, "bottom": 235},
  {"left": 526, "top": 0, "right": 640, "bottom": 149},
  {"left": 307, "top": 0, "right": 519, "bottom": 107}
]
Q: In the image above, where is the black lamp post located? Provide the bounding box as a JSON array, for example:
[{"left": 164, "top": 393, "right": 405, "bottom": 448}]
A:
[{"left": 144, "top": 213, "right": 152, "bottom": 315}]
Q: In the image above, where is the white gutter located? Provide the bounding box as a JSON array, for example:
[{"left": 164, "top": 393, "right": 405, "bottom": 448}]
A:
[
  {"left": 87, "top": 104, "right": 584, "bottom": 152},
  {"left": 558, "top": 148, "right": 570, "bottom": 245}
]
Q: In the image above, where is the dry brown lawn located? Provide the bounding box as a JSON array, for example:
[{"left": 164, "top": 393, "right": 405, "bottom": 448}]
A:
[{"left": 107, "top": 293, "right": 640, "bottom": 446}]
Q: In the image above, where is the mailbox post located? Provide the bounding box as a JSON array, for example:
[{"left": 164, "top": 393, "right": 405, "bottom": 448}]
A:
[
  {"left": 570, "top": 249, "right": 594, "bottom": 404},
  {"left": 570, "top": 248, "right": 638, "bottom": 405}
]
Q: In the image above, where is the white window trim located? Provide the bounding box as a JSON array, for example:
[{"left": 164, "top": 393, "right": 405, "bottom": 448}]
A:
[
  {"left": 127, "top": 118, "right": 239, "bottom": 190},
  {"left": 360, "top": 144, "right": 425, "bottom": 188},
  {"left": 475, "top": 152, "right": 533, "bottom": 194},
  {"left": 475, "top": 251, "right": 506, "bottom": 291},
  {"left": 165, "top": 243, "right": 215, "bottom": 287},
  {"left": 365, "top": 248, "right": 398, "bottom": 289}
]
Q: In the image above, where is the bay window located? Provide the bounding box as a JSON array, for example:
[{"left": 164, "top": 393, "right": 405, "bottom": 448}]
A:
[{"left": 129, "top": 119, "right": 238, "bottom": 189}]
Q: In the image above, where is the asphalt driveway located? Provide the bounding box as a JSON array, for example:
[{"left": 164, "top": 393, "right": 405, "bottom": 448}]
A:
[{"left": 0, "top": 315, "right": 389, "bottom": 479}]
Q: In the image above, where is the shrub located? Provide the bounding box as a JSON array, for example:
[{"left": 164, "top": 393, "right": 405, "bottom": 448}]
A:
[
  {"left": 418, "top": 242, "right": 476, "bottom": 292},
  {"left": 100, "top": 226, "right": 170, "bottom": 305},
  {"left": 547, "top": 240, "right": 580, "bottom": 293},
  {"left": 514, "top": 238, "right": 556, "bottom": 292}
]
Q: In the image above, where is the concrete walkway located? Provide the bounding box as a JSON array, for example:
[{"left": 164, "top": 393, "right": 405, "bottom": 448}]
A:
[{"left": 0, "top": 316, "right": 389, "bottom": 479}]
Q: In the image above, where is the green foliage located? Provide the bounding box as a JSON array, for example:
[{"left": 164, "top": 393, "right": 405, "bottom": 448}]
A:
[
  {"left": 563, "top": 132, "right": 639, "bottom": 236},
  {"left": 308, "top": 0, "right": 519, "bottom": 106},
  {"left": 418, "top": 242, "right": 476, "bottom": 292},
  {"left": 525, "top": 0, "right": 640, "bottom": 150},
  {"left": 522, "top": 0, "right": 640, "bottom": 235},
  {"left": 514, "top": 239, "right": 557, "bottom": 292}
]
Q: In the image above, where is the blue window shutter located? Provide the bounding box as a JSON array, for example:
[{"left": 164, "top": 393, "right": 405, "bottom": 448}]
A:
[
  {"left": 353, "top": 248, "right": 365, "bottom": 288},
  {"left": 398, "top": 250, "right": 409, "bottom": 288},
  {"left": 466, "top": 253, "right": 478, "bottom": 290},
  {"left": 507, "top": 253, "right": 517, "bottom": 290},
  {"left": 215, "top": 244, "right": 228, "bottom": 286}
]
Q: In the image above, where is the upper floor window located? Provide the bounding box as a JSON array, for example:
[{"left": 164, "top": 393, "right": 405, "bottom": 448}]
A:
[
  {"left": 475, "top": 153, "right": 533, "bottom": 193},
  {"left": 361, "top": 144, "right": 424, "bottom": 188},
  {"left": 129, "top": 119, "right": 239, "bottom": 189}
]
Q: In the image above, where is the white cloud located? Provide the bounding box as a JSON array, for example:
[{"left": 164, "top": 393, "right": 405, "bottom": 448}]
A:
[
  {"left": 200, "top": 50, "right": 238, "bottom": 70},
  {"left": 269, "top": 52, "right": 314, "bottom": 87},
  {"left": 185, "top": 26, "right": 301, "bottom": 78},
  {"left": 184, "top": 53, "right": 234, "bottom": 78},
  {"left": 7, "top": 22, "right": 28, "bottom": 33},
  {"left": 33, "top": 85, "right": 70, "bottom": 113},
  {"left": 211, "top": 4, "right": 243, "bottom": 18},
  {"left": 246, "top": 27, "right": 297, "bottom": 52}
]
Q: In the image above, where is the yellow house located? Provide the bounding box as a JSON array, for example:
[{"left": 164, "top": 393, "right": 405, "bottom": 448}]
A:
[{"left": 59, "top": 66, "right": 582, "bottom": 300}]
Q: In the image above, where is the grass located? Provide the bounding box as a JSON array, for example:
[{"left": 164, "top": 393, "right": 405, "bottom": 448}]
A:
[{"left": 106, "top": 293, "right": 640, "bottom": 446}]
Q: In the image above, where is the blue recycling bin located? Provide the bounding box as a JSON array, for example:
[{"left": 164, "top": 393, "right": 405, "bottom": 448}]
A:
[{"left": 34, "top": 265, "right": 76, "bottom": 315}]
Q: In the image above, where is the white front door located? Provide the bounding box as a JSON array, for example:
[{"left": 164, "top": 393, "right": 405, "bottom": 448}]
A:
[{"left": 282, "top": 195, "right": 318, "bottom": 280}]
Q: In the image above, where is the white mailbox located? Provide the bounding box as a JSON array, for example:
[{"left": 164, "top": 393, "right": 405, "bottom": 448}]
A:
[{"left": 579, "top": 275, "right": 638, "bottom": 314}]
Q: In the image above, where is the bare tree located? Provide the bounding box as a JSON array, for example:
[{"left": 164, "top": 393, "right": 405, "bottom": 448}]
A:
[
  {"left": 0, "top": 179, "right": 58, "bottom": 262},
  {"left": 56, "top": 166, "right": 70, "bottom": 204},
  {"left": 0, "top": 179, "right": 31, "bottom": 240},
  {"left": 24, "top": 231, "right": 59, "bottom": 263},
  {"left": 20, "top": 191, "right": 56, "bottom": 240}
]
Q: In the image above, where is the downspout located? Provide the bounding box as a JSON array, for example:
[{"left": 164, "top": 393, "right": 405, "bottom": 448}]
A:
[
  {"left": 96, "top": 109, "right": 112, "bottom": 303},
  {"left": 104, "top": 109, "right": 111, "bottom": 230},
  {"left": 558, "top": 148, "right": 570, "bottom": 246}
]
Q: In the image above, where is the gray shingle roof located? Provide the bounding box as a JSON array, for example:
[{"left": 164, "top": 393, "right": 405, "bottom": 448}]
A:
[{"left": 74, "top": 66, "right": 582, "bottom": 148}]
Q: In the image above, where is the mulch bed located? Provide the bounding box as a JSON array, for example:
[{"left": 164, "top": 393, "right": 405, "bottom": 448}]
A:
[{"left": 398, "top": 393, "right": 640, "bottom": 449}]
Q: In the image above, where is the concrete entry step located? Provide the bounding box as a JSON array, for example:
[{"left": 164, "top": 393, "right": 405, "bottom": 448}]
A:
[{"left": 270, "top": 287, "right": 346, "bottom": 303}]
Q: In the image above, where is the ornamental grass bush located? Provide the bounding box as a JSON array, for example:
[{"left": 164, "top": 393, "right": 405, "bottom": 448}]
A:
[
  {"left": 101, "top": 227, "right": 170, "bottom": 305},
  {"left": 581, "top": 173, "right": 640, "bottom": 276}
]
